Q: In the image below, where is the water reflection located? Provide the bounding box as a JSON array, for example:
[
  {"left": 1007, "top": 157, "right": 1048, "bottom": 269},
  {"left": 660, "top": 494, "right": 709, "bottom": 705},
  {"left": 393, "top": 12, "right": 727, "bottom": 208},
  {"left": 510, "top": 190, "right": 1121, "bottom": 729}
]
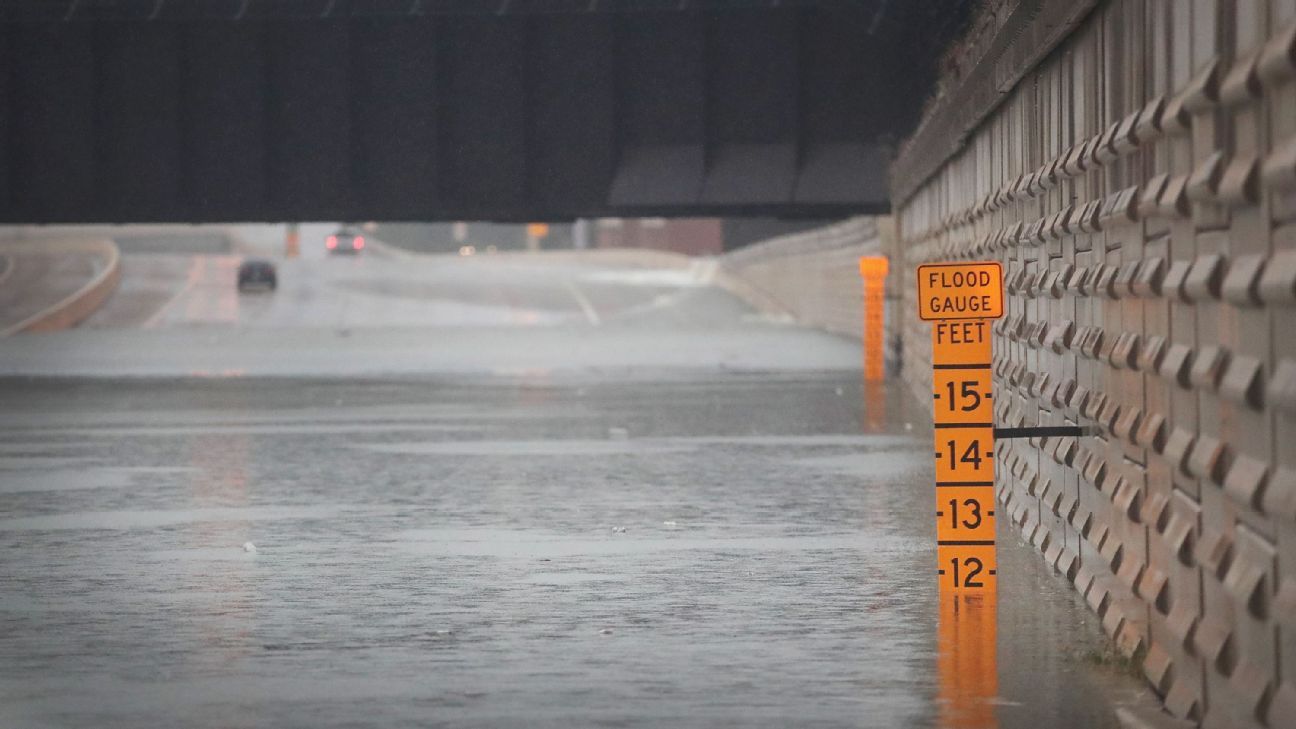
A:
[
  {"left": 937, "top": 592, "right": 998, "bottom": 728},
  {"left": 862, "top": 378, "right": 887, "bottom": 432},
  {"left": 186, "top": 428, "right": 256, "bottom": 722}
]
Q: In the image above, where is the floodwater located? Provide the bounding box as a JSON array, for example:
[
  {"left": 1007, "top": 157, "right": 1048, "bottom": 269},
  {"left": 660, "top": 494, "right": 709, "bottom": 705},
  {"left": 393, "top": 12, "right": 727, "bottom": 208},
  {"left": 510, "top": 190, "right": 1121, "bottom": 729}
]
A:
[{"left": 0, "top": 374, "right": 1145, "bottom": 728}]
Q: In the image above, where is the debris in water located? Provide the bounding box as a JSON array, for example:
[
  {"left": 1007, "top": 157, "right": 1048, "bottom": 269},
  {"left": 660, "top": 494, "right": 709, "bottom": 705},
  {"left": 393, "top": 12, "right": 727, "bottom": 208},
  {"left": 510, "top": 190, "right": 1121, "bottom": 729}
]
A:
[
  {"left": 242, "top": 541, "right": 257, "bottom": 554},
  {"left": 611, "top": 526, "right": 627, "bottom": 534},
  {"left": 662, "top": 520, "right": 678, "bottom": 528},
  {"left": 599, "top": 628, "right": 613, "bottom": 635}
]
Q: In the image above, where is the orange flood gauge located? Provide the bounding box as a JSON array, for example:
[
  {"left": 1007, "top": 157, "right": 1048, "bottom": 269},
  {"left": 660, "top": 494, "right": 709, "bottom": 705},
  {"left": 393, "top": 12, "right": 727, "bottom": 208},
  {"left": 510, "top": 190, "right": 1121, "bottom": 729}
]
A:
[
  {"left": 919, "top": 260, "right": 1004, "bottom": 729},
  {"left": 858, "top": 257, "right": 889, "bottom": 381},
  {"left": 917, "top": 261, "right": 1003, "bottom": 594}
]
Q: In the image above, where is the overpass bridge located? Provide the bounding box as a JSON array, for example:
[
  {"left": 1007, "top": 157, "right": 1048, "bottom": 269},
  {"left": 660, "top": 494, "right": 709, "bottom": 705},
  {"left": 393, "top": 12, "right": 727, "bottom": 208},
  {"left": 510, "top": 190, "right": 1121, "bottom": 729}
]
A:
[{"left": 0, "top": 0, "right": 967, "bottom": 224}]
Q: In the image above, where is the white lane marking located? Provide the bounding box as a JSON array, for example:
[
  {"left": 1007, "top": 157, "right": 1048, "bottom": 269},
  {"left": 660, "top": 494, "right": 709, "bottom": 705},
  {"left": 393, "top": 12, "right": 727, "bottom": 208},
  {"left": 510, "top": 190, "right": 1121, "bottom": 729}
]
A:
[
  {"left": 142, "top": 256, "right": 205, "bottom": 329},
  {"left": 563, "top": 280, "right": 601, "bottom": 325}
]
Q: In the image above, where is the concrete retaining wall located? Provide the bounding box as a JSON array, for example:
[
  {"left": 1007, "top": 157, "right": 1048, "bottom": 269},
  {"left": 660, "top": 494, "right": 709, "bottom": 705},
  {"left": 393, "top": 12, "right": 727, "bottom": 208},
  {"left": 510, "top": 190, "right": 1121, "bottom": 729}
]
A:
[
  {"left": 892, "top": 1, "right": 1296, "bottom": 725},
  {"left": 720, "top": 217, "right": 899, "bottom": 353}
]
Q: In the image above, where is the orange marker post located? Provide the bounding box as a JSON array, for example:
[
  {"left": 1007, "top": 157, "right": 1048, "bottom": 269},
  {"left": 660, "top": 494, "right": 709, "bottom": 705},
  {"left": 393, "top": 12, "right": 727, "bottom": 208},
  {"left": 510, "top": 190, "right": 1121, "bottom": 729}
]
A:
[
  {"left": 285, "top": 223, "right": 300, "bottom": 259},
  {"left": 917, "top": 261, "right": 1003, "bottom": 594},
  {"left": 859, "top": 256, "right": 889, "bottom": 382}
]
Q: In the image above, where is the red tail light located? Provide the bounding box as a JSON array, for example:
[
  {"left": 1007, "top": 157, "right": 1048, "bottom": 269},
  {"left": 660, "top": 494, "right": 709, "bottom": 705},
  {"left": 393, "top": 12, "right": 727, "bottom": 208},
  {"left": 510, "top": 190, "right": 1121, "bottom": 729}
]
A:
[
  {"left": 354, "top": 236, "right": 365, "bottom": 250},
  {"left": 326, "top": 235, "right": 337, "bottom": 249}
]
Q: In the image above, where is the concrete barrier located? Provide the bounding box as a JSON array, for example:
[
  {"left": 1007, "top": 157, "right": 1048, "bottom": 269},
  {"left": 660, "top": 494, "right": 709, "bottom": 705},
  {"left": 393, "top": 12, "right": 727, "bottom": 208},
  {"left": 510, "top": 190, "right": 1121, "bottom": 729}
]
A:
[
  {"left": 366, "top": 237, "right": 707, "bottom": 271},
  {"left": 719, "top": 217, "right": 898, "bottom": 352},
  {"left": 0, "top": 239, "right": 121, "bottom": 337}
]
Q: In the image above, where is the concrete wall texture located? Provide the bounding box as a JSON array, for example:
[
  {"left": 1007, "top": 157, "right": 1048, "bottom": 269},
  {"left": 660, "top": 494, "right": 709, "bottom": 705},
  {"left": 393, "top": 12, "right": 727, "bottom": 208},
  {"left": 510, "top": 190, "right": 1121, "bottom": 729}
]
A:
[
  {"left": 889, "top": 1, "right": 1296, "bottom": 725},
  {"left": 720, "top": 217, "right": 893, "bottom": 346}
]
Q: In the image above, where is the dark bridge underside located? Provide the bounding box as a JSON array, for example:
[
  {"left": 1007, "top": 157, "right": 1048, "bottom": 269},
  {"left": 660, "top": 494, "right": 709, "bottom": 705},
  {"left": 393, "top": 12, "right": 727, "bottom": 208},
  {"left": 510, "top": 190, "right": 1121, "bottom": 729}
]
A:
[{"left": 0, "top": 1, "right": 968, "bottom": 223}]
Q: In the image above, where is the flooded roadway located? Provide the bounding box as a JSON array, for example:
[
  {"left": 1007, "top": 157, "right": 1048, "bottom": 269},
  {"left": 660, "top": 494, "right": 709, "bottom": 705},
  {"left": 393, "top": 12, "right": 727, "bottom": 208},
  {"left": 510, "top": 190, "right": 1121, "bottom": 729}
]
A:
[{"left": 0, "top": 247, "right": 1148, "bottom": 727}]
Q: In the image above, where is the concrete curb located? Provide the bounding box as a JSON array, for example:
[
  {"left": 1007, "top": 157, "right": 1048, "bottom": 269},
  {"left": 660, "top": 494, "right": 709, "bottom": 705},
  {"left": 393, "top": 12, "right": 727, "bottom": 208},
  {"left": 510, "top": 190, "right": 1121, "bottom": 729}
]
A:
[{"left": 0, "top": 239, "right": 122, "bottom": 337}]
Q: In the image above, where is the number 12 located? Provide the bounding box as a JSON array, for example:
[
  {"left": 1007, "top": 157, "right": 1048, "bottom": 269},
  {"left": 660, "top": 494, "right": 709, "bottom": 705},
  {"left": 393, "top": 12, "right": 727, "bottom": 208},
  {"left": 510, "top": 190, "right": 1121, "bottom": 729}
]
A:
[{"left": 948, "top": 556, "right": 985, "bottom": 588}]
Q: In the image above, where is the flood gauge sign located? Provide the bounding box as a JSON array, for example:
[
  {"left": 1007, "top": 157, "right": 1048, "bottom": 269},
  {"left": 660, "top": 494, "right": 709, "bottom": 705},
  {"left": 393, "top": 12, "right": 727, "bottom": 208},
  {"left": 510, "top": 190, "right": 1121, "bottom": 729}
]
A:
[
  {"left": 917, "top": 261, "right": 1004, "bottom": 594},
  {"left": 917, "top": 262, "right": 1004, "bottom": 321}
]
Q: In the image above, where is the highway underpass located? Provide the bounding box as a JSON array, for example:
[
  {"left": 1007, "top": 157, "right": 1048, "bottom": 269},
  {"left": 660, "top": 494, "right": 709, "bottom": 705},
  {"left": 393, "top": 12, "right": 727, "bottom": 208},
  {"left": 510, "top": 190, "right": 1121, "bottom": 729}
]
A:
[
  {"left": 0, "top": 237, "right": 1153, "bottom": 728},
  {"left": 8, "top": 0, "right": 1268, "bottom": 724}
]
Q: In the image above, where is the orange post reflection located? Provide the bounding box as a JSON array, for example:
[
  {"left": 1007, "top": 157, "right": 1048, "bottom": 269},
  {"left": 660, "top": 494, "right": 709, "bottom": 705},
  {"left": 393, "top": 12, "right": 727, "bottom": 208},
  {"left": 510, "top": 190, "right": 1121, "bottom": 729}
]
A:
[
  {"left": 858, "top": 256, "right": 889, "bottom": 381},
  {"left": 862, "top": 378, "right": 887, "bottom": 432},
  {"left": 937, "top": 592, "right": 999, "bottom": 728},
  {"left": 186, "top": 427, "right": 256, "bottom": 690}
]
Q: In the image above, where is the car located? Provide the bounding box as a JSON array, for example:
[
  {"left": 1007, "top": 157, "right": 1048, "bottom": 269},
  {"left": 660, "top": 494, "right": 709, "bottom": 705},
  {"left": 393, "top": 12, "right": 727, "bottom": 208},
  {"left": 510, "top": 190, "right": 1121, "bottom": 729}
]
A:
[
  {"left": 237, "top": 258, "right": 277, "bottom": 291},
  {"left": 326, "top": 230, "right": 366, "bottom": 254}
]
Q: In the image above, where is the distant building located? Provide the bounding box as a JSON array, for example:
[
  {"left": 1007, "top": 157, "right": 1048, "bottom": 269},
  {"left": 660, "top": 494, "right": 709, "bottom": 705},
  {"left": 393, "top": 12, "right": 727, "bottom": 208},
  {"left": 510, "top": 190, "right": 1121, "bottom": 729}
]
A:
[
  {"left": 594, "top": 218, "right": 723, "bottom": 256},
  {"left": 371, "top": 222, "right": 574, "bottom": 253}
]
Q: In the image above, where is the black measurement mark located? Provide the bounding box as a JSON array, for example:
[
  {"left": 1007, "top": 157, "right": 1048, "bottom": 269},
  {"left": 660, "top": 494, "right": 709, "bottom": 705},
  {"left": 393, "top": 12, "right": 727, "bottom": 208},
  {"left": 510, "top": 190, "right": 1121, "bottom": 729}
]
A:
[{"left": 946, "top": 556, "right": 986, "bottom": 588}]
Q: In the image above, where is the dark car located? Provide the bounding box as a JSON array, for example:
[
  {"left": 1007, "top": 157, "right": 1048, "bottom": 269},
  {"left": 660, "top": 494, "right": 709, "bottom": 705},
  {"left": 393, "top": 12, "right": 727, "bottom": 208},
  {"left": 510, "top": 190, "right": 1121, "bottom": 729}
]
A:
[
  {"left": 237, "top": 258, "right": 277, "bottom": 291},
  {"left": 326, "top": 230, "right": 366, "bottom": 254}
]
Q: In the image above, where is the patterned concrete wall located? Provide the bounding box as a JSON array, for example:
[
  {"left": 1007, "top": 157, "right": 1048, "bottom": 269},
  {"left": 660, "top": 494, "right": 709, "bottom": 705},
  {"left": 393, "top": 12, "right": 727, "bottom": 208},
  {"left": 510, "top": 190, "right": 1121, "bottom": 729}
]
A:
[
  {"left": 720, "top": 217, "right": 898, "bottom": 350},
  {"left": 892, "top": 1, "right": 1296, "bottom": 726}
]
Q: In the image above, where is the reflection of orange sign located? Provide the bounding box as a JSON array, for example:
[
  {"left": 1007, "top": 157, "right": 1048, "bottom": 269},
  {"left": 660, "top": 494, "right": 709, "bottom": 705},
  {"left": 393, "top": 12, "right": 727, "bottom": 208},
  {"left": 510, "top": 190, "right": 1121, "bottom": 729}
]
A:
[
  {"left": 938, "top": 593, "right": 998, "bottom": 728},
  {"left": 527, "top": 223, "right": 550, "bottom": 239},
  {"left": 917, "top": 262, "right": 1004, "bottom": 321}
]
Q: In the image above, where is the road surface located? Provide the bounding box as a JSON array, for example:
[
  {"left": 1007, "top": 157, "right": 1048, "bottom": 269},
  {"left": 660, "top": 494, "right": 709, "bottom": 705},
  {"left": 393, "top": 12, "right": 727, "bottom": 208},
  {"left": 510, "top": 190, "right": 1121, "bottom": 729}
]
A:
[
  {"left": 0, "top": 244, "right": 1150, "bottom": 727},
  {"left": 4, "top": 248, "right": 849, "bottom": 377}
]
